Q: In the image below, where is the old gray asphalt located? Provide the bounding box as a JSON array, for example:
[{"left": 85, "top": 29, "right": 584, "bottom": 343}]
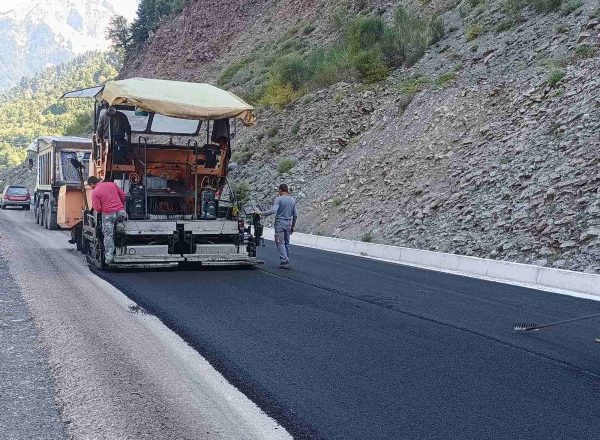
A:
[
  {"left": 95, "top": 237, "right": 600, "bottom": 439},
  {"left": 0, "top": 211, "right": 65, "bottom": 440}
]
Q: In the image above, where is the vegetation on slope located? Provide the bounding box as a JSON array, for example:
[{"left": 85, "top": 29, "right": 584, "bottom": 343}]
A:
[
  {"left": 0, "top": 52, "right": 120, "bottom": 169},
  {"left": 217, "top": 6, "right": 444, "bottom": 109}
]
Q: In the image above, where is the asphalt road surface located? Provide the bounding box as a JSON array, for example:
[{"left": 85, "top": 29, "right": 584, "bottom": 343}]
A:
[
  {"left": 94, "top": 232, "right": 600, "bottom": 439},
  {"left": 0, "top": 249, "right": 65, "bottom": 440}
]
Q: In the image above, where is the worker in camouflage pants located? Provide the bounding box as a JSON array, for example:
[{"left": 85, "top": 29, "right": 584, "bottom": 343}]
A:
[
  {"left": 88, "top": 176, "right": 127, "bottom": 264},
  {"left": 101, "top": 211, "right": 127, "bottom": 264}
]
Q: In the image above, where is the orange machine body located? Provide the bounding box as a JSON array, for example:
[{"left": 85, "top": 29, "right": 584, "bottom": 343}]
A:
[{"left": 57, "top": 185, "right": 92, "bottom": 229}]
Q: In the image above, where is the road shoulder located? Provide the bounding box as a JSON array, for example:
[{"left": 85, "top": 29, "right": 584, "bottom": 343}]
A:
[{"left": 0, "top": 248, "right": 66, "bottom": 440}]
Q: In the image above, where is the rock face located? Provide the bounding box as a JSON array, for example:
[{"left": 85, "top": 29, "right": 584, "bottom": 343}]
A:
[{"left": 122, "top": 0, "right": 600, "bottom": 272}]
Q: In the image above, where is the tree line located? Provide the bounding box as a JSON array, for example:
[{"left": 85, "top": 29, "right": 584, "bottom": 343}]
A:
[
  {"left": 107, "top": 0, "right": 189, "bottom": 55},
  {"left": 0, "top": 52, "right": 120, "bottom": 170}
]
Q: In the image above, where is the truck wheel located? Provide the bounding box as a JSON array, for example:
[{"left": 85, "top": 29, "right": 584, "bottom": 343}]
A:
[
  {"left": 24, "top": 205, "right": 30, "bottom": 211},
  {"left": 44, "top": 200, "right": 58, "bottom": 230}
]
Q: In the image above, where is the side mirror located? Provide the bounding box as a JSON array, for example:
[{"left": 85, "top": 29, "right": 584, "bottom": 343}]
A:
[{"left": 135, "top": 107, "right": 149, "bottom": 116}]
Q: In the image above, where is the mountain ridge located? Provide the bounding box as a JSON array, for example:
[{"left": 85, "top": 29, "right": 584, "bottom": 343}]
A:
[{"left": 0, "top": 0, "right": 137, "bottom": 90}]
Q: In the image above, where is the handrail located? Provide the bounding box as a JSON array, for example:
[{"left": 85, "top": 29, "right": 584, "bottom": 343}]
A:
[{"left": 137, "top": 136, "right": 148, "bottom": 219}]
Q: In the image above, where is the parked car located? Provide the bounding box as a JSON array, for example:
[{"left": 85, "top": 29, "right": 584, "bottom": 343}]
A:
[{"left": 1, "top": 186, "right": 31, "bottom": 210}]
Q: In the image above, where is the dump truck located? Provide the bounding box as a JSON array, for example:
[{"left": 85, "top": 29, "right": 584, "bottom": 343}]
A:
[
  {"left": 60, "top": 77, "right": 262, "bottom": 269},
  {"left": 31, "top": 136, "right": 92, "bottom": 230}
]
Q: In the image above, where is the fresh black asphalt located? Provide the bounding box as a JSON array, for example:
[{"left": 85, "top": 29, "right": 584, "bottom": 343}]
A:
[{"left": 96, "top": 242, "right": 600, "bottom": 440}]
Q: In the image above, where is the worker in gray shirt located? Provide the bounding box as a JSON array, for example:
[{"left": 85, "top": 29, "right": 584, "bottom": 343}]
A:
[{"left": 260, "top": 184, "right": 297, "bottom": 269}]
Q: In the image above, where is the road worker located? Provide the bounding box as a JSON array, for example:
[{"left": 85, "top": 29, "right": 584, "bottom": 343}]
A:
[
  {"left": 97, "top": 106, "right": 132, "bottom": 144},
  {"left": 260, "top": 183, "right": 297, "bottom": 269},
  {"left": 87, "top": 176, "right": 127, "bottom": 264},
  {"left": 97, "top": 106, "right": 132, "bottom": 164}
]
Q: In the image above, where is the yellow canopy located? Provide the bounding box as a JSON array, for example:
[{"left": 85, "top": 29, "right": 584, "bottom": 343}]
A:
[{"left": 98, "top": 78, "right": 256, "bottom": 126}]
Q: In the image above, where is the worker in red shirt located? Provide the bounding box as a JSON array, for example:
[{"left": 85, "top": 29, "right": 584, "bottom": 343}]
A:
[{"left": 87, "top": 176, "right": 127, "bottom": 264}]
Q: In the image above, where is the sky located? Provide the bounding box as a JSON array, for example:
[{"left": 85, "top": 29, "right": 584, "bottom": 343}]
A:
[{"left": 0, "top": 0, "right": 139, "bottom": 20}]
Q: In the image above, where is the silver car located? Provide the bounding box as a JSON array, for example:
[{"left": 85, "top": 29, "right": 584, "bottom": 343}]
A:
[{"left": 1, "top": 186, "right": 31, "bottom": 210}]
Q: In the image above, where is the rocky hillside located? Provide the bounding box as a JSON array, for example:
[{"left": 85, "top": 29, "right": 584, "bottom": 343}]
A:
[
  {"left": 0, "top": 0, "right": 136, "bottom": 90},
  {"left": 124, "top": 0, "right": 599, "bottom": 272}
]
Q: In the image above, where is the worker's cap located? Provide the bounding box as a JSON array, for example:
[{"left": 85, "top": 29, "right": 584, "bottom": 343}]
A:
[{"left": 107, "top": 106, "right": 117, "bottom": 115}]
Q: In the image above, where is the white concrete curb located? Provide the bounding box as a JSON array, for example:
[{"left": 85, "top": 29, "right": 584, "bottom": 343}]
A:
[{"left": 263, "top": 228, "right": 600, "bottom": 300}]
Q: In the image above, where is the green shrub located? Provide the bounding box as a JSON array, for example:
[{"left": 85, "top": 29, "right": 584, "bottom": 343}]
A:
[
  {"left": 346, "top": 15, "right": 386, "bottom": 54},
  {"left": 268, "top": 141, "right": 282, "bottom": 153},
  {"left": 495, "top": 18, "right": 514, "bottom": 32},
  {"left": 352, "top": 49, "right": 389, "bottom": 83},
  {"left": 332, "top": 197, "right": 342, "bottom": 206},
  {"left": 232, "top": 147, "right": 253, "bottom": 165},
  {"left": 267, "top": 126, "right": 279, "bottom": 137},
  {"left": 465, "top": 24, "right": 482, "bottom": 41},
  {"left": 361, "top": 231, "right": 374, "bottom": 242},
  {"left": 309, "top": 45, "right": 353, "bottom": 88},
  {"left": 270, "top": 54, "right": 312, "bottom": 91},
  {"left": 573, "top": 44, "right": 597, "bottom": 60},
  {"left": 560, "top": 0, "right": 582, "bottom": 14},
  {"left": 346, "top": 16, "right": 390, "bottom": 81},
  {"left": 429, "top": 17, "right": 445, "bottom": 44},
  {"left": 381, "top": 7, "right": 444, "bottom": 67},
  {"left": 303, "top": 24, "right": 316, "bottom": 35},
  {"left": 398, "top": 75, "right": 432, "bottom": 94},
  {"left": 231, "top": 181, "right": 251, "bottom": 204},
  {"left": 470, "top": 44, "right": 479, "bottom": 52},
  {"left": 500, "top": 0, "right": 563, "bottom": 20},
  {"left": 218, "top": 62, "right": 245, "bottom": 86},
  {"left": 292, "top": 122, "right": 301, "bottom": 135},
  {"left": 259, "top": 82, "right": 303, "bottom": 109},
  {"left": 547, "top": 68, "right": 565, "bottom": 87},
  {"left": 555, "top": 25, "right": 568, "bottom": 33},
  {"left": 436, "top": 72, "right": 457, "bottom": 86},
  {"left": 529, "top": 0, "right": 562, "bottom": 12},
  {"left": 501, "top": 0, "right": 524, "bottom": 19},
  {"left": 277, "top": 158, "right": 295, "bottom": 174}
]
